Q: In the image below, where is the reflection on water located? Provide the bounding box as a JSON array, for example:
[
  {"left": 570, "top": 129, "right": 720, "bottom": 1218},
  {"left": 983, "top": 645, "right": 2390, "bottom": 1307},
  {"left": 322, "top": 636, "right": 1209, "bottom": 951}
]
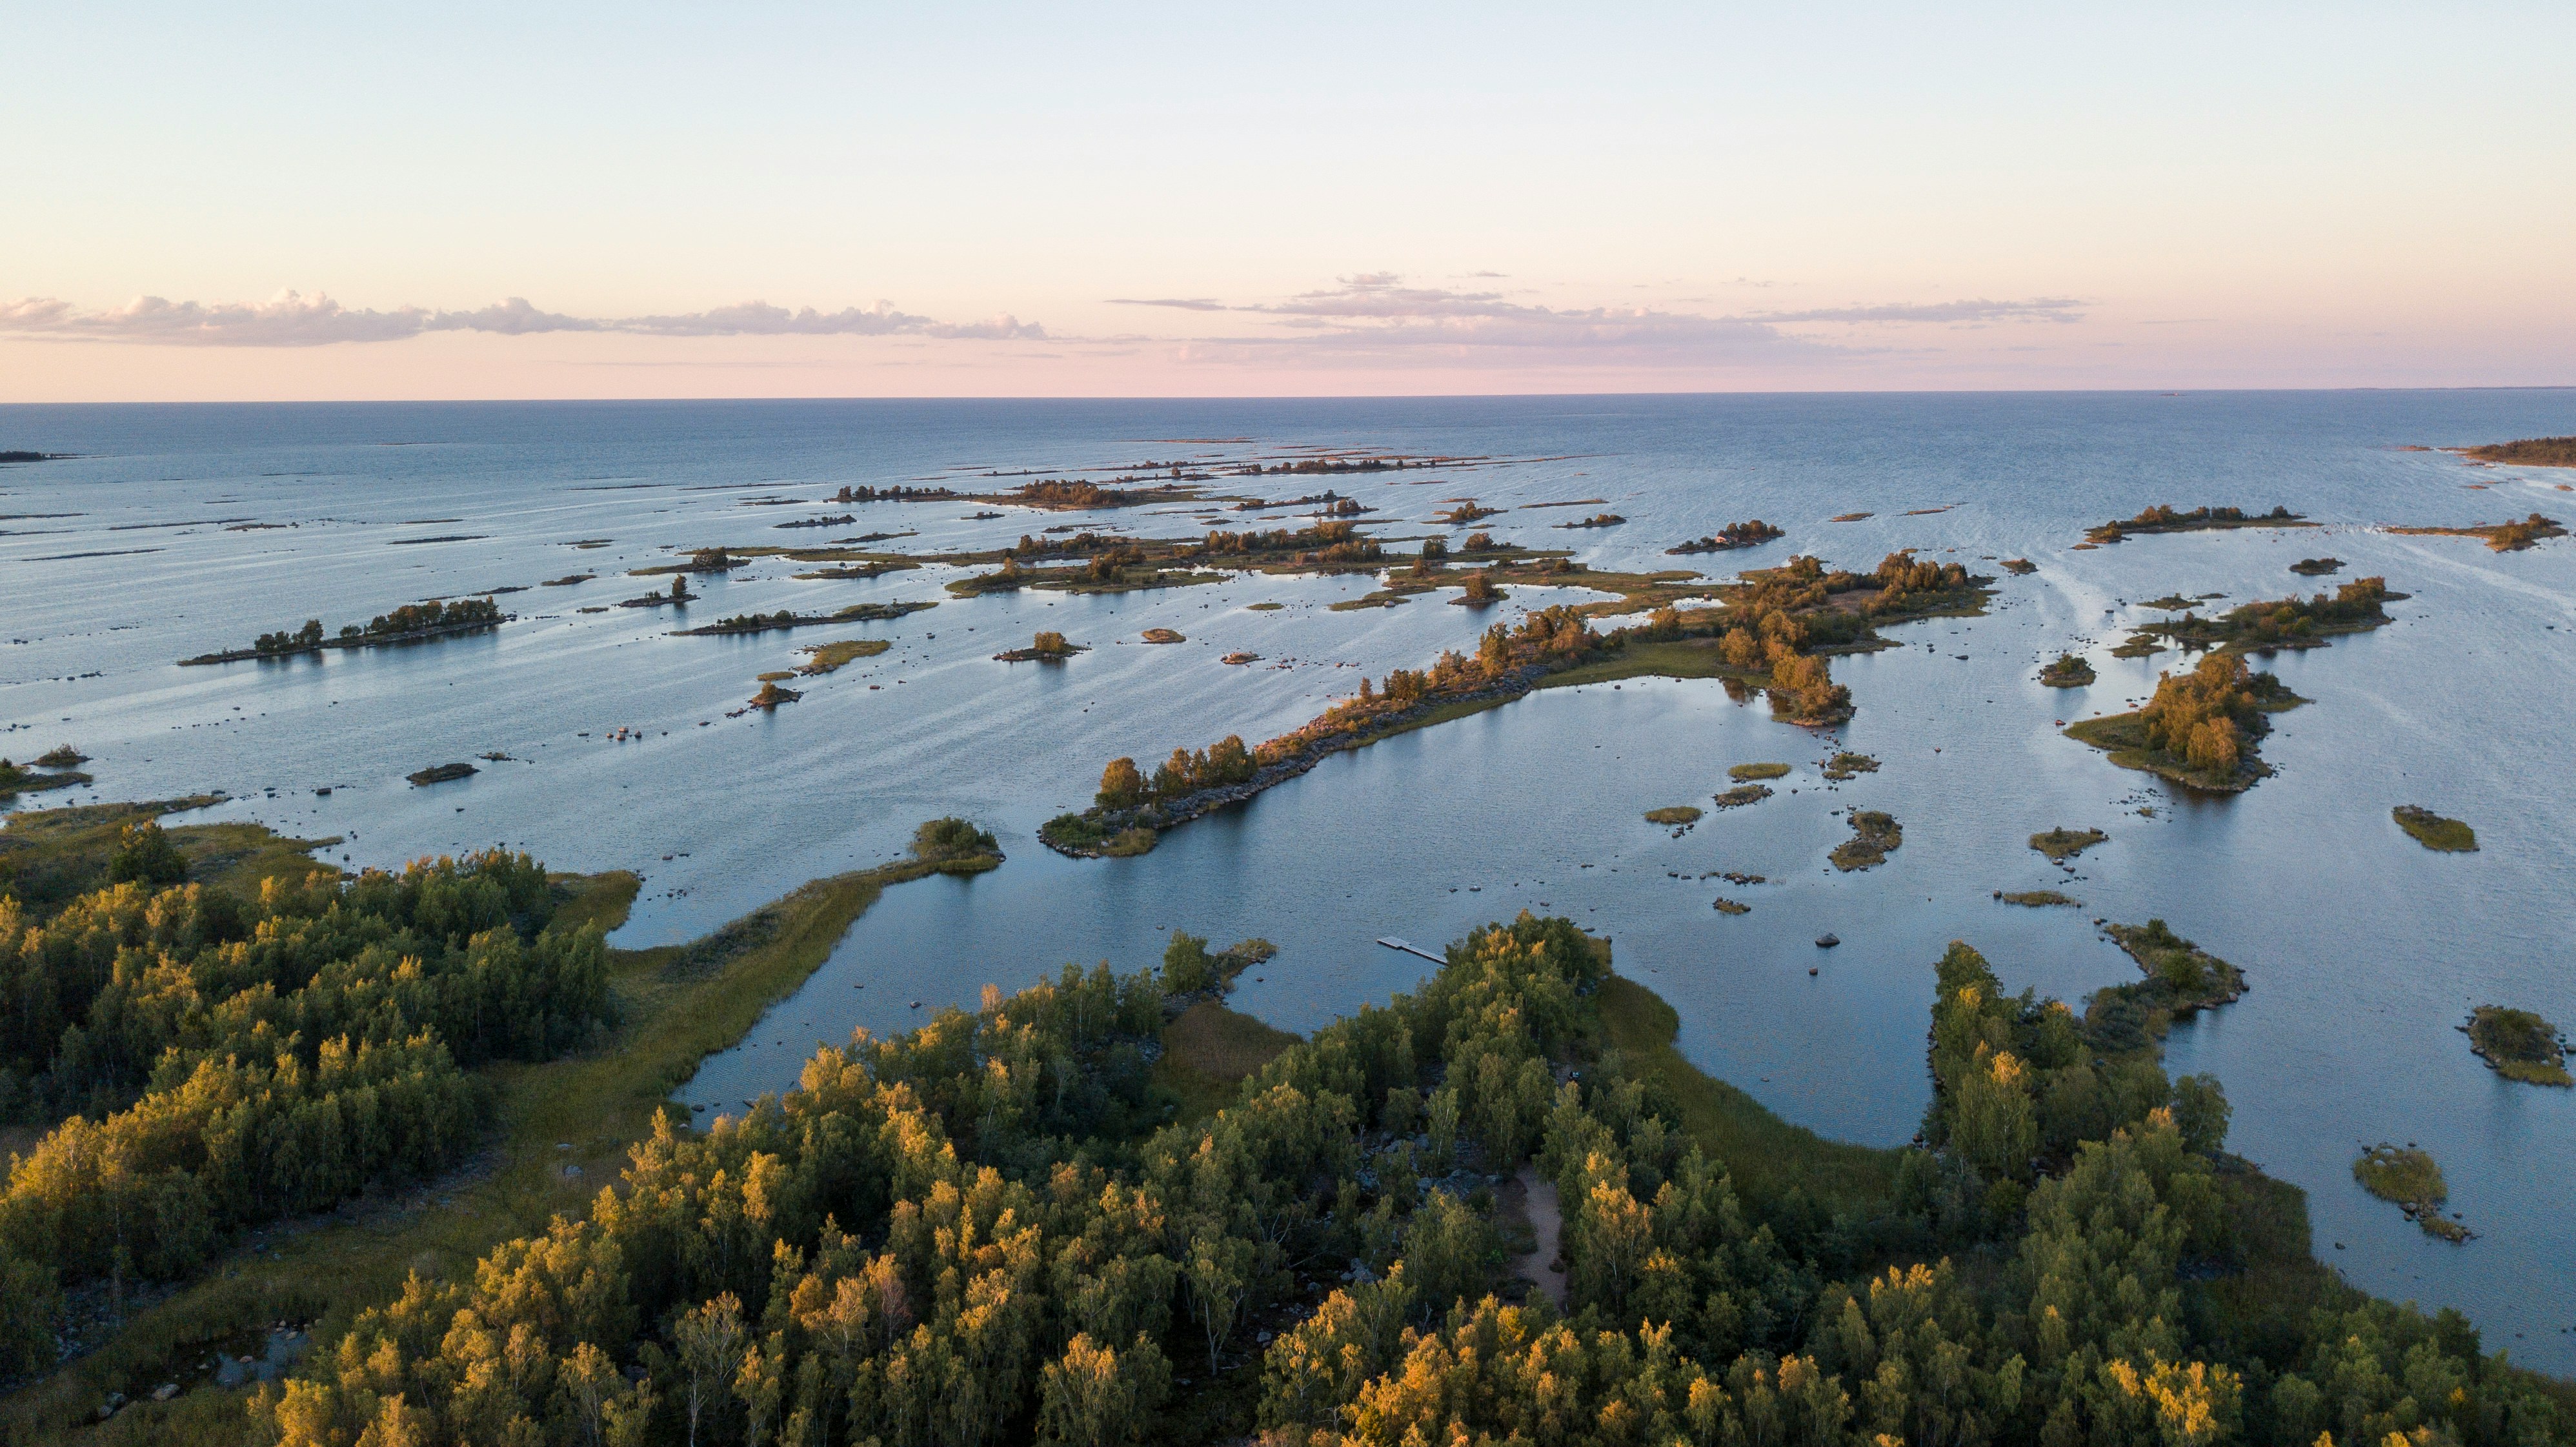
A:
[{"left": 6, "top": 393, "right": 2574, "bottom": 1367}]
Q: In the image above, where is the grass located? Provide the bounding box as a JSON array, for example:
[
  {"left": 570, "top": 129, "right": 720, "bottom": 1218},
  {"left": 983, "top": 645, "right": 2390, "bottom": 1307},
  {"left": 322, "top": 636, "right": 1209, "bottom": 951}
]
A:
[
  {"left": 1829, "top": 811, "right": 1902, "bottom": 871},
  {"left": 1644, "top": 806, "right": 1703, "bottom": 825},
  {"left": 2466, "top": 1006, "right": 2570, "bottom": 1086},
  {"left": 1535, "top": 638, "right": 1738, "bottom": 690},
  {"left": 796, "top": 637, "right": 892, "bottom": 674},
  {"left": 1822, "top": 752, "right": 1878, "bottom": 780},
  {"left": 2392, "top": 805, "right": 2477, "bottom": 852},
  {"left": 0, "top": 837, "right": 998, "bottom": 1442},
  {"left": 1245, "top": 601, "right": 1284, "bottom": 611},
  {"left": 1100, "top": 826, "right": 1160, "bottom": 856},
  {"left": 2029, "top": 827, "right": 2108, "bottom": 862},
  {"left": 2001, "top": 890, "right": 2080, "bottom": 907},
  {"left": 1712, "top": 898, "right": 1750, "bottom": 915},
  {"left": 1154, "top": 1002, "right": 1300, "bottom": 1126},
  {"left": 1593, "top": 975, "right": 1898, "bottom": 1215},
  {"left": 1727, "top": 762, "right": 1790, "bottom": 781},
  {"left": 2351, "top": 1144, "right": 2467, "bottom": 1241}
]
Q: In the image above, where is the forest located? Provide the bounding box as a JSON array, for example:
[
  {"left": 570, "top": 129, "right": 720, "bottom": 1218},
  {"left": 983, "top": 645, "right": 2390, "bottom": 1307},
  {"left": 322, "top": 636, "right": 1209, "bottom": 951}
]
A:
[
  {"left": 153, "top": 911, "right": 2569, "bottom": 1447},
  {"left": 0, "top": 822, "right": 614, "bottom": 1381}
]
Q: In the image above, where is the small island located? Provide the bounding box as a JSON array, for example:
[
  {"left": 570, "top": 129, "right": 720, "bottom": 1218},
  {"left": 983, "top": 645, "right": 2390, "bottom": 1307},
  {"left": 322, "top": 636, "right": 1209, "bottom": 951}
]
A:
[
  {"left": 1643, "top": 805, "right": 1702, "bottom": 826},
  {"left": 1713, "top": 784, "right": 1772, "bottom": 809},
  {"left": 1829, "top": 810, "right": 1902, "bottom": 870},
  {"left": 1822, "top": 751, "right": 1878, "bottom": 780},
  {"left": 993, "top": 630, "right": 1085, "bottom": 662},
  {"left": 2289, "top": 557, "right": 2344, "bottom": 576},
  {"left": 0, "top": 752, "right": 92, "bottom": 798},
  {"left": 2064, "top": 653, "right": 2304, "bottom": 792},
  {"left": 407, "top": 762, "right": 476, "bottom": 785},
  {"left": 747, "top": 680, "right": 801, "bottom": 710},
  {"left": 2000, "top": 889, "right": 2080, "bottom": 907},
  {"left": 2392, "top": 805, "right": 2477, "bottom": 852},
  {"left": 1221, "top": 651, "right": 1262, "bottom": 665},
  {"left": 2464, "top": 1006, "right": 2570, "bottom": 1086},
  {"left": 2353, "top": 1144, "right": 2469, "bottom": 1242},
  {"left": 1668, "top": 519, "right": 1784, "bottom": 554},
  {"left": 2460, "top": 435, "right": 2576, "bottom": 468},
  {"left": 2030, "top": 827, "right": 2108, "bottom": 862},
  {"left": 2386, "top": 512, "right": 2566, "bottom": 552},
  {"left": 1554, "top": 512, "right": 1626, "bottom": 529},
  {"left": 1998, "top": 558, "right": 2038, "bottom": 575},
  {"left": 1435, "top": 501, "right": 1501, "bottom": 524},
  {"left": 672, "top": 600, "right": 936, "bottom": 636},
  {"left": 796, "top": 638, "right": 891, "bottom": 675},
  {"left": 2038, "top": 653, "right": 2095, "bottom": 687},
  {"left": 180, "top": 596, "right": 508, "bottom": 665},
  {"left": 1139, "top": 628, "right": 1185, "bottom": 643},
  {"left": 2085, "top": 503, "right": 2309, "bottom": 543},
  {"left": 2102, "top": 918, "right": 2244, "bottom": 1013},
  {"left": 1728, "top": 762, "right": 1790, "bottom": 781},
  {"left": 630, "top": 546, "right": 744, "bottom": 576}
]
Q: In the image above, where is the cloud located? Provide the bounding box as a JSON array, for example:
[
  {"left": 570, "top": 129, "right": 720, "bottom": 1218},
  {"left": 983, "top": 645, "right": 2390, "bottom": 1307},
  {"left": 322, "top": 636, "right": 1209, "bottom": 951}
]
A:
[
  {"left": 1742, "top": 298, "right": 2086, "bottom": 325},
  {"left": 0, "top": 290, "right": 1045, "bottom": 347},
  {"left": 1107, "top": 297, "right": 1231, "bottom": 312}
]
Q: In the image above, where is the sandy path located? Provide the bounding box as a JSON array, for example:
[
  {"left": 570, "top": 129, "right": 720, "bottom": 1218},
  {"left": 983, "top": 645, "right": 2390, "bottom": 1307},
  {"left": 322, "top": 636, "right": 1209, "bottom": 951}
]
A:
[{"left": 1502, "top": 1164, "right": 1569, "bottom": 1309}]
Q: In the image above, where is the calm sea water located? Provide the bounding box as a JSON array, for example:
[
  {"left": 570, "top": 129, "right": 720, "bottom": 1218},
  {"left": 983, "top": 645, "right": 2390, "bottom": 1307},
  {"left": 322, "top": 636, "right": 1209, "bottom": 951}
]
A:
[{"left": 3, "top": 393, "right": 2572, "bottom": 1368}]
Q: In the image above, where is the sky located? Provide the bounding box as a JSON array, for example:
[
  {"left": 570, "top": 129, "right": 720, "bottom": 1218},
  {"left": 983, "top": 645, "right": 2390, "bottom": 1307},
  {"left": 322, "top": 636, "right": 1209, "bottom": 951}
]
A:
[{"left": 3, "top": 2, "right": 2571, "bottom": 400}]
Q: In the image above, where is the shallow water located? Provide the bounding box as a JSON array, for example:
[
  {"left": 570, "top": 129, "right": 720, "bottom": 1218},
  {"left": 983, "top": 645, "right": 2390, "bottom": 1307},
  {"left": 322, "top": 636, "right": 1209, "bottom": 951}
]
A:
[{"left": 4, "top": 393, "right": 2573, "bottom": 1367}]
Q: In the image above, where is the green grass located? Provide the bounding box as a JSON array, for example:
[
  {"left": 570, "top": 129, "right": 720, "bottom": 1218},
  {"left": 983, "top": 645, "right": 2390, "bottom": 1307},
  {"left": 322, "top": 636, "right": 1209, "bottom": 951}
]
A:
[
  {"left": 2353, "top": 1144, "right": 2447, "bottom": 1209},
  {"left": 1154, "top": 1001, "right": 1301, "bottom": 1127},
  {"left": 2466, "top": 1006, "right": 2570, "bottom": 1086},
  {"left": 2392, "top": 805, "right": 2477, "bottom": 852},
  {"left": 1728, "top": 762, "right": 1790, "bottom": 781},
  {"left": 1535, "top": 638, "right": 1740, "bottom": 690},
  {"left": 796, "top": 637, "right": 892, "bottom": 674},
  {"left": 0, "top": 843, "right": 994, "bottom": 1442},
  {"left": 2029, "top": 827, "right": 2108, "bottom": 862},
  {"left": 1593, "top": 975, "right": 1898, "bottom": 1215}
]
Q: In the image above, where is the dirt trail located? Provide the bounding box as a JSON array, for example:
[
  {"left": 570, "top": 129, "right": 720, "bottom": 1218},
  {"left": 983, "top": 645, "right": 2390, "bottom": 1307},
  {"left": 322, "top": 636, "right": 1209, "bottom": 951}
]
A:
[{"left": 1502, "top": 1164, "right": 1569, "bottom": 1309}]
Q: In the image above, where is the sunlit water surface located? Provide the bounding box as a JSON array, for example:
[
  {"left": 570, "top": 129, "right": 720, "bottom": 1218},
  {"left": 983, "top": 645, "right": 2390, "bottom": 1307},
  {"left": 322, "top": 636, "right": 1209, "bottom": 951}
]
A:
[{"left": 3, "top": 394, "right": 2571, "bottom": 1369}]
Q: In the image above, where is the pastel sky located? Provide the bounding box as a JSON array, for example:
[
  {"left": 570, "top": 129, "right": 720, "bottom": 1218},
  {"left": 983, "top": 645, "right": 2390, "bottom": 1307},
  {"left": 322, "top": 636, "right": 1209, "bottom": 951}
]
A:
[{"left": 4, "top": 3, "right": 2570, "bottom": 400}]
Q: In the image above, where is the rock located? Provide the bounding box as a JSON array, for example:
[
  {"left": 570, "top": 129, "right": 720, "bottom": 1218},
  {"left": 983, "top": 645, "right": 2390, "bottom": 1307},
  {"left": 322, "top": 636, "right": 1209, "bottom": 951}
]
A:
[{"left": 1815, "top": 933, "right": 1840, "bottom": 948}]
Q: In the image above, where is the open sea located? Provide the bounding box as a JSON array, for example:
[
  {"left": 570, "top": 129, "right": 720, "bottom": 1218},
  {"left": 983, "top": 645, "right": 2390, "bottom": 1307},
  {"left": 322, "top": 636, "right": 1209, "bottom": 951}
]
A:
[{"left": 3, "top": 392, "right": 2572, "bottom": 1369}]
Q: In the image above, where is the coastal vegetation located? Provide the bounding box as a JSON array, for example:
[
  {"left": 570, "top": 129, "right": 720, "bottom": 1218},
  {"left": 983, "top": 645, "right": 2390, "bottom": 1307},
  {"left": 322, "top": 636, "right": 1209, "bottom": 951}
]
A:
[
  {"left": 1553, "top": 512, "right": 1625, "bottom": 529},
  {"left": 2029, "top": 827, "right": 2108, "bottom": 862},
  {"left": 1452, "top": 570, "right": 1504, "bottom": 606},
  {"left": 0, "top": 757, "right": 90, "bottom": 800},
  {"left": 1829, "top": 810, "right": 1902, "bottom": 870},
  {"left": 2101, "top": 920, "right": 2245, "bottom": 1020},
  {"left": 1667, "top": 520, "right": 1784, "bottom": 554},
  {"left": 2387, "top": 513, "right": 2567, "bottom": 552},
  {"left": 2464, "top": 1006, "right": 2570, "bottom": 1086},
  {"left": 2461, "top": 436, "right": 2576, "bottom": 467},
  {"left": 1642, "top": 806, "right": 1702, "bottom": 825},
  {"left": 1822, "top": 752, "right": 1878, "bottom": 780},
  {"left": 1434, "top": 501, "right": 1500, "bottom": 523},
  {"left": 1712, "top": 784, "right": 1772, "bottom": 809},
  {"left": 2037, "top": 653, "right": 2095, "bottom": 687},
  {"left": 2393, "top": 805, "right": 2477, "bottom": 852},
  {"left": 2289, "top": 558, "right": 2343, "bottom": 576},
  {"left": 180, "top": 598, "right": 508, "bottom": 666},
  {"left": 1998, "top": 558, "right": 2037, "bottom": 575},
  {"left": 2000, "top": 890, "right": 2080, "bottom": 907},
  {"left": 1727, "top": 762, "right": 1790, "bottom": 781},
  {"left": 1047, "top": 553, "right": 1996, "bottom": 858},
  {"left": 2353, "top": 1145, "right": 2468, "bottom": 1242},
  {"left": 672, "top": 601, "right": 935, "bottom": 636},
  {"left": 630, "top": 547, "right": 741, "bottom": 576},
  {"left": 2119, "top": 576, "right": 2396, "bottom": 655},
  {"left": 748, "top": 681, "right": 800, "bottom": 710},
  {"left": 2064, "top": 653, "right": 2304, "bottom": 792},
  {"left": 994, "top": 631, "right": 1085, "bottom": 662},
  {"left": 2085, "top": 503, "right": 2308, "bottom": 543},
  {"left": 794, "top": 638, "right": 891, "bottom": 676},
  {"left": 3, "top": 861, "right": 2562, "bottom": 1446}
]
